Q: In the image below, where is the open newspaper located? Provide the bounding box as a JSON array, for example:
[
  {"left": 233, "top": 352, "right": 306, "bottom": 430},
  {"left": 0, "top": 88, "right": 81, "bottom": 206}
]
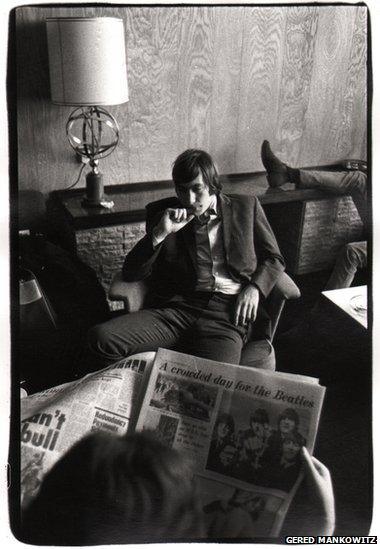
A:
[
  {"left": 20, "top": 351, "right": 156, "bottom": 508},
  {"left": 135, "top": 348, "right": 325, "bottom": 537},
  {"left": 21, "top": 348, "right": 325, "bottom": 537}
]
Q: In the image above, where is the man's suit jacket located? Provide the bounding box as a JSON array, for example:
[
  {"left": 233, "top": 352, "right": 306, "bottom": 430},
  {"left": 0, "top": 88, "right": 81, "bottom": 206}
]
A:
[{"left": 122, "top": 193, "right": 285, "bottom": 303}]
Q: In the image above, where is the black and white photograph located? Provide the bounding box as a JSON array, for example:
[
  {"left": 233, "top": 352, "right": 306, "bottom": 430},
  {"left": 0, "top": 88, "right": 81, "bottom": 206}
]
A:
[
  {"left": 199, "top": 477, "right": 284, "bottom": 538},
  {"left": 4, "top": 0, "right": 377, "bottom": 544},
  {"left": 150, "top": 372, "right": 217, "bottom": 421},
  {"left": 205, "top": 399, "right": 309, "bottom": 493},
  {"left": 143, "top": 412, "right": 179, "bottom": 448}
]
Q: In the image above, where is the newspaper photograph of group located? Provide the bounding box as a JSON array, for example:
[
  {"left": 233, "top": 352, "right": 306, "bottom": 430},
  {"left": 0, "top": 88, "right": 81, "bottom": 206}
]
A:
[{"left": 21, "top": 347, "right": 325, "bottom": 537}]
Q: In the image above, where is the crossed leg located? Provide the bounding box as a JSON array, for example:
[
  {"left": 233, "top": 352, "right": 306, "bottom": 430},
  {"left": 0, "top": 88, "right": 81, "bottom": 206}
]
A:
[{"left": 86, "top": 306, "right": 198, "bottom": 369}]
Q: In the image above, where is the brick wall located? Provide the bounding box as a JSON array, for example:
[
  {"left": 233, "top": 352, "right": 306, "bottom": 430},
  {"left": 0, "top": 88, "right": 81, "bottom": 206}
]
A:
[
  {"left": 76, "top": 222, "right": 146, "bottom": 310},
  {"left": 298, "top": 197, "right": 363, "bottom": 274}
]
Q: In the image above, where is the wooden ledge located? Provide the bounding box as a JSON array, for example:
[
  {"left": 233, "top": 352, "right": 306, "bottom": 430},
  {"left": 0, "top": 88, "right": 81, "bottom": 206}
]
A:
[{"left": 51, "top": 166, "right": 353, "bottom": 229}]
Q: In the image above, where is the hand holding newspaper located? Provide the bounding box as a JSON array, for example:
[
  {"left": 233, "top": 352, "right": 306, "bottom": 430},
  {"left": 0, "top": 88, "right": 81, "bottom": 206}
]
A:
[{"left": 20, "top": 348, "right": 325, "bottom": 537}]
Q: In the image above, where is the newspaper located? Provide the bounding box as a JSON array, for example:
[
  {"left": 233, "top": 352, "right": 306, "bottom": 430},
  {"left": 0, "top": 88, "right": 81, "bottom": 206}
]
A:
[
  {"left": 135, "top": 348, "right": 326, "bottom": 537},
  {"left": 20, "top": 347, "right": 325, "bottom": 538},
  {"left": 20, "top": 351, "right": 156, "bottom": 508}
]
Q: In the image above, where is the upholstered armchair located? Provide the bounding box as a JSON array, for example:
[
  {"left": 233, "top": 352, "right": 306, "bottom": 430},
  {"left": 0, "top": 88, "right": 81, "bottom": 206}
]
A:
[{"left": 109, "top": 271, "right": 300, "bottom": 371}]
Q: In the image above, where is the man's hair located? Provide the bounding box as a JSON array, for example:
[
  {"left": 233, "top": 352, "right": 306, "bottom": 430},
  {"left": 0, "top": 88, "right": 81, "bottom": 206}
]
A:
[
  {"left": 250, "top": 408, "right": 269, "bottom": 426},
  {"left": 282, "top": 431, "right": 306, "bottom": 447},
  {"left": 215, "top": 412, "right": 235, "bottom": 434},
  {"left": 172, "top": 149, "right": 222, "bottom": 194},
  {"left": 21, "top": 431, "right": 204, "bottom": 544},
  {"left": 278, "top": 407, "right": 299, "bottom": 428}
]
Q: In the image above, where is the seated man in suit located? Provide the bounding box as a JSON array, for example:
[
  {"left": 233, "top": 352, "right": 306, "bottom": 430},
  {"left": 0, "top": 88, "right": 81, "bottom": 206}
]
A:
[{"left": 88, "top": 149, "right": 285, "bottom": 367}]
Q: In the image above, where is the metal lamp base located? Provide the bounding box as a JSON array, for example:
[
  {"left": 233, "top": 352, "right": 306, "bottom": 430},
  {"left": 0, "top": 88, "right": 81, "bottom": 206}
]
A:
[
  {"left": 82, "top": 172, "right": 104, "bottom": 208},
  {"left": 66, "top": 106, "right": 119, "bottom": 209},
  {"left": 81, "top": 197, "right": 106, "bottom": 208}
]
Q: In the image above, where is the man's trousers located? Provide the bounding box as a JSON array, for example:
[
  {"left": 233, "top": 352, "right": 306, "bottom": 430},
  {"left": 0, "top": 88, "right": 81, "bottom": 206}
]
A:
[
  {"left": 298, "top": 169, "right": 368, "bottom": 229},
  {"left": 87, "top": 292, "right": 248, "bottom": 369}
]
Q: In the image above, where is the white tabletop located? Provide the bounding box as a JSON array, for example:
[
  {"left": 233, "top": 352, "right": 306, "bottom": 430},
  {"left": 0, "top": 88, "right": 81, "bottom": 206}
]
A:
[{"left": 322, "top": 285, "right": 367, "bottom": 328}]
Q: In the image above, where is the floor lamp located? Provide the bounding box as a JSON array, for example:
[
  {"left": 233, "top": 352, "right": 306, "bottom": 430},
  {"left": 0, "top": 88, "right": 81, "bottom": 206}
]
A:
[{"left": 46, "top": 17, "right": 129, "bottom": 207}]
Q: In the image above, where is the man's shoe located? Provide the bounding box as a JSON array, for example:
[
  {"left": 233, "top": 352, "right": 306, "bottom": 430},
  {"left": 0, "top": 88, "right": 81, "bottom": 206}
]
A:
[{"left": 261, "top": 140, "right": 290, "bottom": 188}]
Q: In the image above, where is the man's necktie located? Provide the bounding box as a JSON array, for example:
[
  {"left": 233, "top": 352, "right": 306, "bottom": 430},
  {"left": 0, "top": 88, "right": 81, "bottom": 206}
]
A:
[{"left": 195, "top": 207, "right": 218, "bottom": 226}]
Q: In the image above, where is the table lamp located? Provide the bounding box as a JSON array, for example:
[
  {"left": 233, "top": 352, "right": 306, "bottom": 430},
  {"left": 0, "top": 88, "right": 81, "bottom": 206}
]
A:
[{"left": 46, "top": 17, "right": 129, "bottom": 207}]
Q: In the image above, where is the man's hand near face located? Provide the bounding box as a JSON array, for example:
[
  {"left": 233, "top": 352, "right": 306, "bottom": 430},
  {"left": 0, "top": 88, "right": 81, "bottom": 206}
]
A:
[
  {"left": 234, "top": 285, "right": 260, "bottom": 326},
  {"left": 152, "top": 208, "right": 195, "bottom": 246}
]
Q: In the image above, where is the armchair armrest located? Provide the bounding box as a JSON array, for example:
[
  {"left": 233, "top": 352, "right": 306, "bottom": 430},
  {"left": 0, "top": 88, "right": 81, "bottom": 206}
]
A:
[
  {"left": 109, "top": 271, "right": 149, "bottom": 313},
  {"left": 271, "top": 272, "right": 301, "bottom": 301},
  {"left": 265, "top": 272, "right": 301, "bottom": 340}
]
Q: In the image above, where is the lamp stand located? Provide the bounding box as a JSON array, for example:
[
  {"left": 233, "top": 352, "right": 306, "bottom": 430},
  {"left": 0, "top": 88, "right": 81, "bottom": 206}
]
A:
[
  {"left": 66, "top": 106, "right": 119, "bottom": 209},
  {"left": 81, "top": 171, "right": 105, "bottom": 207},
  {"left": 47, "top": 18, "right": 128, "bottom": 211}
]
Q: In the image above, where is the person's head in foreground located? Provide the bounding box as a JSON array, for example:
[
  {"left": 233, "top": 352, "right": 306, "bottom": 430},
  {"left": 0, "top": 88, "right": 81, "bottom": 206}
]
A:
[
  {"left": 21, "top": 432, "right": 335, "bottom": 542},
  {"left": 21, "top": 431, "right": 204, "bottom": 544},
  {"left": 172, "top": 149, "right": 222, "bottom": 217}
]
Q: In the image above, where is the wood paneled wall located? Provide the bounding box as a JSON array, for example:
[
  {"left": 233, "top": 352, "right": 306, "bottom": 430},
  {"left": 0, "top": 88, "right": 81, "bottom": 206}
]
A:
[{"left": 15, "top": 4, "right": 367, "bottom": 194}]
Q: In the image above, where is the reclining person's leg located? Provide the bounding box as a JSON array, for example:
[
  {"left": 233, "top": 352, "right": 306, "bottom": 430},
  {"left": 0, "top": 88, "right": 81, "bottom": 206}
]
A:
[
  {"left": 325, "top": 241, "right": 367, "bottom": 290},
  {"left": 261, "top": 140, "right": 368, "bottom": 228},
  {"left": 298, "top": 169, "right": 366, "bottom": 195},
  {"left": 298, "top": 170, "right": 368, "bottom": 228}
]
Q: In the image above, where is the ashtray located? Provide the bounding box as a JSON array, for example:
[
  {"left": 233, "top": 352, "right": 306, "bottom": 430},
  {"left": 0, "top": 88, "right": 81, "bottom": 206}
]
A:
[{"left": 349, "top": 293, "right": 367, "bottom": 317}]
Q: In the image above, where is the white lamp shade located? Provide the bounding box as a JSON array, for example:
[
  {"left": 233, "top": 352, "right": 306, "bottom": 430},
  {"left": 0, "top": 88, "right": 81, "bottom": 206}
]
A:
[{"left": 46, "top": 17, "right": 129, "bottom": 106}]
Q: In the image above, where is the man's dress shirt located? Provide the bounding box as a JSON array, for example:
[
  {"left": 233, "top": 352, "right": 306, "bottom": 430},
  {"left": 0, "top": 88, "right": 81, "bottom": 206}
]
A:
[{"left": 194, "top": 194, "right": 242, "bottom": 294}]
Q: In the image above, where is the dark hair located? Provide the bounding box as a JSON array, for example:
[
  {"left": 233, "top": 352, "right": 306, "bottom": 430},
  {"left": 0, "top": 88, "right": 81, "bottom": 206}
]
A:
[
  {"left": 21, "top": 431, "right": 204, "bottom": 544},
  {"left": 215, "top": 412, "right": 235, "bottom": 435},
  {"left": 172, "top": 149, "right": 222, "bottom": 194},
  {"left": 250, "top": 408, "right": 269, "bottom": 425},
  {"left": 278, "top": 408, "right": 299, "bottom": 428},
  {"left": 282, "top": 431, "right": 306, "bottom": 447}
]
